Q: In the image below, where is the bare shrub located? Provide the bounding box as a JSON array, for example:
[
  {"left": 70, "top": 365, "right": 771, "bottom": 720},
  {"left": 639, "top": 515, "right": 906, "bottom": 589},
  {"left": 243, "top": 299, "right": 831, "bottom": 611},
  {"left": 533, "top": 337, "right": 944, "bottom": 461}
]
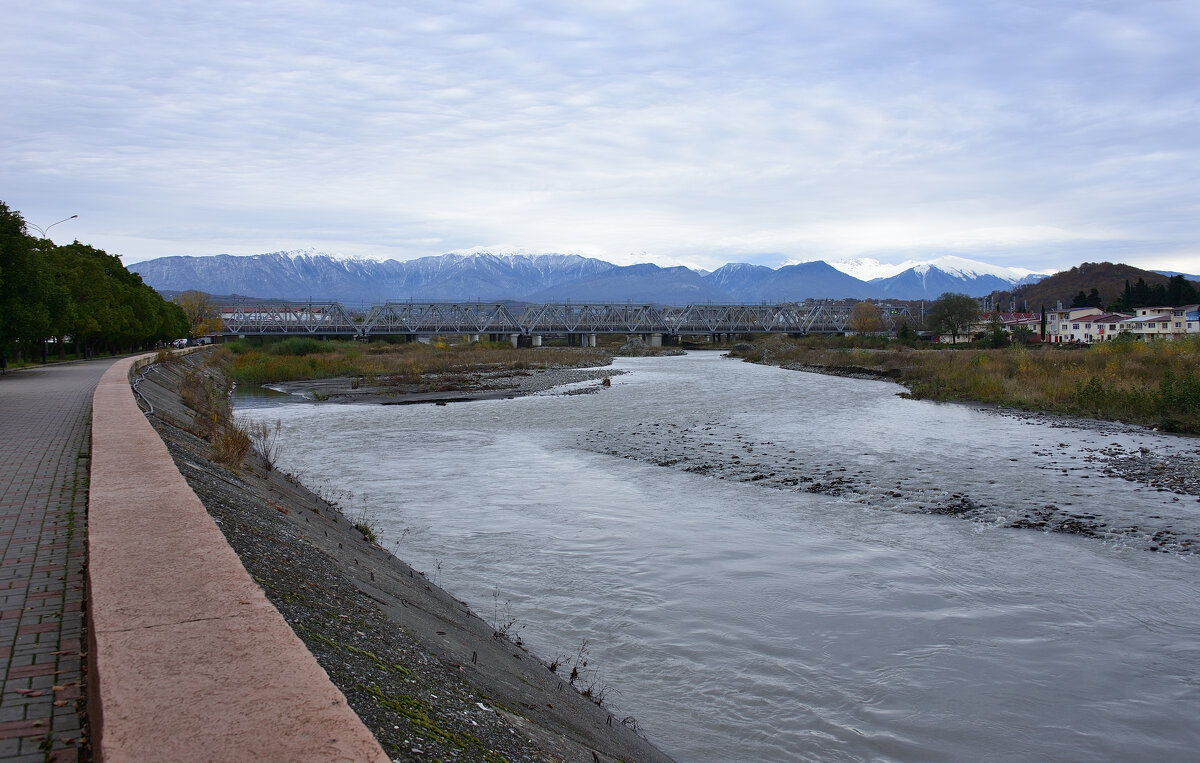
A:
[
  {"left": 245, "top": 418, "right": 283, "bottom": 471},
  {"left": 490, "top": 586, "right": 524, "bottom": 645}
]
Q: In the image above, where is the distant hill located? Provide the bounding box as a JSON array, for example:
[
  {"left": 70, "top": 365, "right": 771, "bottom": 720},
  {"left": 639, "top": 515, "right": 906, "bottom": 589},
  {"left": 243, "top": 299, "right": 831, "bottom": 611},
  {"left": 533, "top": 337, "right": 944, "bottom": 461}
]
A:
[
  {"left": 1153, "top": 270, "right": 1200, "bottom": 281},
  {"left": 1008, "top": 262, "right": 1190, "bottom": 310}
]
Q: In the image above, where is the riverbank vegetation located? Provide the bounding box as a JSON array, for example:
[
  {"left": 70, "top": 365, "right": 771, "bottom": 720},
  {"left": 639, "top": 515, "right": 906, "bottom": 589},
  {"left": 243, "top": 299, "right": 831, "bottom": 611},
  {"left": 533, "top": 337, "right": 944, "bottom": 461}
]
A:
[
  {"left": 731, "top": 335, "right": 1200, "bottom": 433},
  {"left": 225, "top": 336, "right": 611, "bottom": 386}
]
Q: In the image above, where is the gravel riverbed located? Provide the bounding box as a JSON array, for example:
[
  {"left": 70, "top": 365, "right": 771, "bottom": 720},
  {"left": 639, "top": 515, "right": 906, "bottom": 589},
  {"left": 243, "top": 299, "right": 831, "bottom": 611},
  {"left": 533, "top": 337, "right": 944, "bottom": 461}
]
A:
[{"left": 636, "top": 355, "right": 1199, "bottom": 555}]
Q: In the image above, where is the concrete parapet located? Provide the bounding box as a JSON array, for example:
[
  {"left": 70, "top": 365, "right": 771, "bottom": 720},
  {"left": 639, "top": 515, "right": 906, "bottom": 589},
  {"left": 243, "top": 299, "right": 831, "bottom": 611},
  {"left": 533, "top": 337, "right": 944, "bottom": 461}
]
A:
[{"left": 87, "top": 354, "right": 387, "bottom": 762}]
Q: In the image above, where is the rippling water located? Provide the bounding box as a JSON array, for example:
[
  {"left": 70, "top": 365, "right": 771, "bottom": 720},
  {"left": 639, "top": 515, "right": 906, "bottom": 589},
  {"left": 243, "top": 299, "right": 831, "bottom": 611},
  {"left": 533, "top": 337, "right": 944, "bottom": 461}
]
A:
[{"left": 237, "top": 352, "right": 1200, "bottom": 761}]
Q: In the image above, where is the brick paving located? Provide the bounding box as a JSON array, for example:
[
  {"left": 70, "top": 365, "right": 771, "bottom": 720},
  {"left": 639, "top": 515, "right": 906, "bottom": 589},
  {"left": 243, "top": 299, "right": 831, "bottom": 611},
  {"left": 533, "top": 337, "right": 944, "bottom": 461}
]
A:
[{"left": 1, "top": 360, "right": 115, "bottom": 762}]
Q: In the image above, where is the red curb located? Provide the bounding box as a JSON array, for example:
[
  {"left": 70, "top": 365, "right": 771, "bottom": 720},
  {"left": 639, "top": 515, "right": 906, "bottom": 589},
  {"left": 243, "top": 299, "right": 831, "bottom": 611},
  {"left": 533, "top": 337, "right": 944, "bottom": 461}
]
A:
[{"left": 87, "top": 355, "right": 388, "bottom": 762}]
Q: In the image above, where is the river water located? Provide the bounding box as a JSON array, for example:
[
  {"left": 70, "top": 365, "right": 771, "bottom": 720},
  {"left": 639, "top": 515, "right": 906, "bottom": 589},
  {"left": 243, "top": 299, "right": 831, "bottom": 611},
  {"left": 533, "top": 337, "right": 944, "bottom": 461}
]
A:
[{"left": 236, "top": 352, "right": 1200, "bottom": 762}]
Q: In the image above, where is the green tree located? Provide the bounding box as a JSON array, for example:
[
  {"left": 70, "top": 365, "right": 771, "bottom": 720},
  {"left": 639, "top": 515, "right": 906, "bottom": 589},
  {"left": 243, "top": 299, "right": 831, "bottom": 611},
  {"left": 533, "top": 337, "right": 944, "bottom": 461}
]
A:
[
  {"left": 1165, "top": 275, "right": 1199, "bottom": 307},
  {"left": 1071, "top": 288, "right": 1102, "bottom": 309},
  {"left": 980, "top": 314, "right": 1009, "bottom": 347},
  {"left": 0, "top": 202, "right": 58, "bottom": 362},
  {"left": 2, "top": 200, "right": 191, "bottom": 361},
  {"left": 926, "top": 292, "right": 979, "bottom": 343}
]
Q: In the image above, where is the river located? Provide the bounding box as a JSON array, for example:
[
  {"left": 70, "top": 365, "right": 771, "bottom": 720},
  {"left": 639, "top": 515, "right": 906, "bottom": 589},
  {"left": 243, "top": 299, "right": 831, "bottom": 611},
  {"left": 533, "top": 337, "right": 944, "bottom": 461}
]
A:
[{"left": 235, "top": 351, "right": 1200, "bottom": 761}]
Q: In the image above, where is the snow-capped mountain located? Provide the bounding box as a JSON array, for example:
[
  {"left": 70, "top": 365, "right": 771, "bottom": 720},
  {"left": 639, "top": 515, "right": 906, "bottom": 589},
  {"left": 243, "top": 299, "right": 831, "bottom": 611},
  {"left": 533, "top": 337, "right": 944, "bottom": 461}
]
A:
[
  {"left": 830, "top": 255, "right": 1039, "bottom": 282},
  {"left": 525, "top": 263, "right": 729, "bottom": 303},
  {"left": 702, "top": 263, "right": 776, "bottom": 301},
  {"left": 867, "top": 256, "right": 1047, "bottom": 300},
  {"left": 132, "top": 251, "right": 620, "bottom": 303},
  {"left": 703, "top": 262, "right": 875, "bottom": 301},
  {"left": 131, "top": 250, "right": 1047, "bottom": 304},
  {"left": 825, "top": 257, "right": 910, "bottom": 281}
]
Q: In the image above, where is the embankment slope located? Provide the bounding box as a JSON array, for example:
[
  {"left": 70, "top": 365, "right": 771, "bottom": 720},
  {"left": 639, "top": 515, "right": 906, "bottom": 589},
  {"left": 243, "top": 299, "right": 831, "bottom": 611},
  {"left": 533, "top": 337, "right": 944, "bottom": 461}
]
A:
[{"left": 133, "top": 351, "right": 674, "bottom": 763}]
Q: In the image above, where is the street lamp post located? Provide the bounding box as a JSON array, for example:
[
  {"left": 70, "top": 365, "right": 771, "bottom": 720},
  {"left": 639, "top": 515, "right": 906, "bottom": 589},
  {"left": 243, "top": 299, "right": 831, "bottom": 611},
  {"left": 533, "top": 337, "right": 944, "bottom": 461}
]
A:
[
  {"left": 26, "top": 215, "right": 78, "bottom": 364},
  {"left": 27, "top": 214, "right": 78, "bottom": 238}
]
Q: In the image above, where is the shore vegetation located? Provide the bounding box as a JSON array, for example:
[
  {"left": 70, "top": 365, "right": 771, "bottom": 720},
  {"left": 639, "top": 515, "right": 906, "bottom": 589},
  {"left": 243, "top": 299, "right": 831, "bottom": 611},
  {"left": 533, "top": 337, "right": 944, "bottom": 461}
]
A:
[
  {"left": 731, "top": 334, "right": 1200, "bottom": 433},
  {"left": 225, "top": 337, "right": 610, "bottom": 387}
]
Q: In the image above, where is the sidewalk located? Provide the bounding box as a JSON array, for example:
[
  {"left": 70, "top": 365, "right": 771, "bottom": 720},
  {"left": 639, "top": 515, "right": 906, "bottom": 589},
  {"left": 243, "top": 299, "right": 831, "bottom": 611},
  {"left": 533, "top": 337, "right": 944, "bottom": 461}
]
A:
[{"left": 1, "top": 360, "right": 114, "bottom": 762}]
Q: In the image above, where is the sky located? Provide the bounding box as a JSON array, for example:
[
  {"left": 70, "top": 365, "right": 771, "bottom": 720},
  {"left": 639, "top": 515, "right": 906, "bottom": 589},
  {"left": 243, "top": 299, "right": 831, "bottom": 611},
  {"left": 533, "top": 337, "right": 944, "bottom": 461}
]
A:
[{"left": 4, "top": 0, "right": 1199, "bottom": 274}]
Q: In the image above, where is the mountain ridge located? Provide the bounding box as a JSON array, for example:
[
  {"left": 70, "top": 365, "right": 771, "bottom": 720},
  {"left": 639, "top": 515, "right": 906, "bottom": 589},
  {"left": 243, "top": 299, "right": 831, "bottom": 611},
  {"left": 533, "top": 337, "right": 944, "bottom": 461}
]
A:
[{"left": 131, "top": 250, "right": 1046, "bottom": 304}]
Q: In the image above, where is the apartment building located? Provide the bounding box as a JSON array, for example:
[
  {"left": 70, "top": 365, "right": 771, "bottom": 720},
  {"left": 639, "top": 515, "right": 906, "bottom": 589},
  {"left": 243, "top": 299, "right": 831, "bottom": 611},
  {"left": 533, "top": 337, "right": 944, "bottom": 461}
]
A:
[{"left": 1120, "top": 305, "right": 1200, "bottom": 340}]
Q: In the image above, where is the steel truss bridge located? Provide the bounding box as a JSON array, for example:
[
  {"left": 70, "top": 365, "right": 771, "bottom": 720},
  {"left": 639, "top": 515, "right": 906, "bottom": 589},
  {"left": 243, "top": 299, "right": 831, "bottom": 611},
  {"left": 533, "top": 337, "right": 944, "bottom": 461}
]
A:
[{"left": 219, "top": 300, "right": 916, "bottom": 340}]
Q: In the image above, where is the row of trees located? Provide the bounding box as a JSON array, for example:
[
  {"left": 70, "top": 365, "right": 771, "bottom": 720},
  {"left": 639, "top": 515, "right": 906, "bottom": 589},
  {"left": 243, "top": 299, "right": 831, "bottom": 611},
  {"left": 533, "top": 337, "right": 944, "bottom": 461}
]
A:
[
  {"left": 0, "top": 201, "right": 190, "bottom": 364},
  {"left": 1071, "top": 277, "right": 1199, "bottom": 311},
  {"left": 1107, "top": 276, "right": 1198, "bottom": 312}
]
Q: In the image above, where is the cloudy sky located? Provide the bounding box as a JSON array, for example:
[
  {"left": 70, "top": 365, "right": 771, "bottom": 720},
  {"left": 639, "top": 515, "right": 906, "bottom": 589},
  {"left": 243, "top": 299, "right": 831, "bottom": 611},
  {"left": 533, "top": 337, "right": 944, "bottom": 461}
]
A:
[{"left": 4, "top": 0, "right": 1198, "bottom": 273}]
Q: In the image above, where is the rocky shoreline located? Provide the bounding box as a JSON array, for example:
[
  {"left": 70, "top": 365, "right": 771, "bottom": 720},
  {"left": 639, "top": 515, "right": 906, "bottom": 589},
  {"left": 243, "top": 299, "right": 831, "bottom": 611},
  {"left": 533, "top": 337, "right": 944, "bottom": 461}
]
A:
[
  {"left": 267, "top": 366, "right": 625, "bottom": 405},
  {"left": 135, "top": 352, "right": 672, "bottom": 763}
]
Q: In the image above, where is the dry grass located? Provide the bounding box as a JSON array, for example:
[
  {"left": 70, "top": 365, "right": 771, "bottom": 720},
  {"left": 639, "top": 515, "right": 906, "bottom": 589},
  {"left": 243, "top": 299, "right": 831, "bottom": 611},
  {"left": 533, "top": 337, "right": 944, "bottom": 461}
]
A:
[
  {"left": 226, "top": 338, "right": 610, "bottom": 386},
  {"left": 210, "top": 420, "right": 252, "bottom": 467},
  {"left": 733, "top": 335, "right": 1200, "bottom": 432},
  {"left": 177, "top": 356, "right": 256, "bottom": 466}
]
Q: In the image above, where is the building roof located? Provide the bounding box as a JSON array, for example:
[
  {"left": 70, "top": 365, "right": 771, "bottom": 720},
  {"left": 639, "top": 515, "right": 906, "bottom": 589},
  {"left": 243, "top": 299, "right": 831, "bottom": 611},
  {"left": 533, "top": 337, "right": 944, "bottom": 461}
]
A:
[{"left": 1121, "top": 314, "right": 1172, "bottom": 324}]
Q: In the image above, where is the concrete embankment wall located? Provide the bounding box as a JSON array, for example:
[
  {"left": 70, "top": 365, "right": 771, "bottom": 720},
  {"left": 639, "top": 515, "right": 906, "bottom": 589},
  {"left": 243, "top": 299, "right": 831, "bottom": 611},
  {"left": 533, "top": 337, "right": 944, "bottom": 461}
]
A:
[{"left": 86, "top": 354, "right": 388, "bottom": 761}]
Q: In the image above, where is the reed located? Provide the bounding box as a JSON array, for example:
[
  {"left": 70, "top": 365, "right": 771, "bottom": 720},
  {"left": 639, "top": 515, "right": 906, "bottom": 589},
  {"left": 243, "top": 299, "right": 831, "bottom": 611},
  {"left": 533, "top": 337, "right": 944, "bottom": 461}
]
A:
[{"left": 733, "top": 335, "right": 1200, "bottom": 433}]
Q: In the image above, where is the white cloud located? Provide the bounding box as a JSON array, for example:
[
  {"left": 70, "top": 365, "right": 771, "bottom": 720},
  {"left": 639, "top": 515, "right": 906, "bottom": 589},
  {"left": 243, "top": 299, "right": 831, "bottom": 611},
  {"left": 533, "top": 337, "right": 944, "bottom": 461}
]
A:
[{"left": 2, "top": 0, "right": 1198, "bottom": 273}]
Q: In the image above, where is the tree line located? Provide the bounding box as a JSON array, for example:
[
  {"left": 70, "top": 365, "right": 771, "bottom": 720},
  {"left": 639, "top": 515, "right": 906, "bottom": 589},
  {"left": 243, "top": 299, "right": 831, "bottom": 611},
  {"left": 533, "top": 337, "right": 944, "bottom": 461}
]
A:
[{"left": 0, "top": 200, "right": 190, "bottom": 365}]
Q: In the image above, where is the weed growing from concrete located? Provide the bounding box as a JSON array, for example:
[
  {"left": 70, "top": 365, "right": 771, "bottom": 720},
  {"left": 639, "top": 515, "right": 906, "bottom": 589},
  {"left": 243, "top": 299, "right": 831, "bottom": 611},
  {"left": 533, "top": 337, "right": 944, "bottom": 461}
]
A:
[
  {"left": 490, "top": 586, "right": 524, "bottom": 646},
  {"left": 245, "top": 418, "right": 283, "bottom": 471}
]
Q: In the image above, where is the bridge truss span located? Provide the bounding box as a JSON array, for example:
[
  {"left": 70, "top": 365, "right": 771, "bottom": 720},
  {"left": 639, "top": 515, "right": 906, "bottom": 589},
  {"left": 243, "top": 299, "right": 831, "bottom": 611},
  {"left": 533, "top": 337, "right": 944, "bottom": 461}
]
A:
[
  {"left": 220, "top": 301, "right": 359, "bottom": 335},
  {"left": 362, "top": 302, "right": 522, "bottom": 336},
  {"left": 219, "top": 300, "right": 916, "bottom": 339}
]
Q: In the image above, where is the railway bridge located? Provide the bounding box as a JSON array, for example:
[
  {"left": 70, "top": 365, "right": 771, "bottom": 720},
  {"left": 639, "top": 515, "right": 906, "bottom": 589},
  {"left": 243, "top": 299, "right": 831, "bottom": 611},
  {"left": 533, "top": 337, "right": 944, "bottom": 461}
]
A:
[{"left": 219, "top": 300, "right": 918, "bottom": 345}]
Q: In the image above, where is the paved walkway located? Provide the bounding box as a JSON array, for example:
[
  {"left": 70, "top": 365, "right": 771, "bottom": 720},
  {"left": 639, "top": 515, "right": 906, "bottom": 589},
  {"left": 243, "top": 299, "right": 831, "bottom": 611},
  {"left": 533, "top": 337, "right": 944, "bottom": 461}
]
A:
[{"left": 1, "top": 360, "right": 115, "bottom": 762}]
